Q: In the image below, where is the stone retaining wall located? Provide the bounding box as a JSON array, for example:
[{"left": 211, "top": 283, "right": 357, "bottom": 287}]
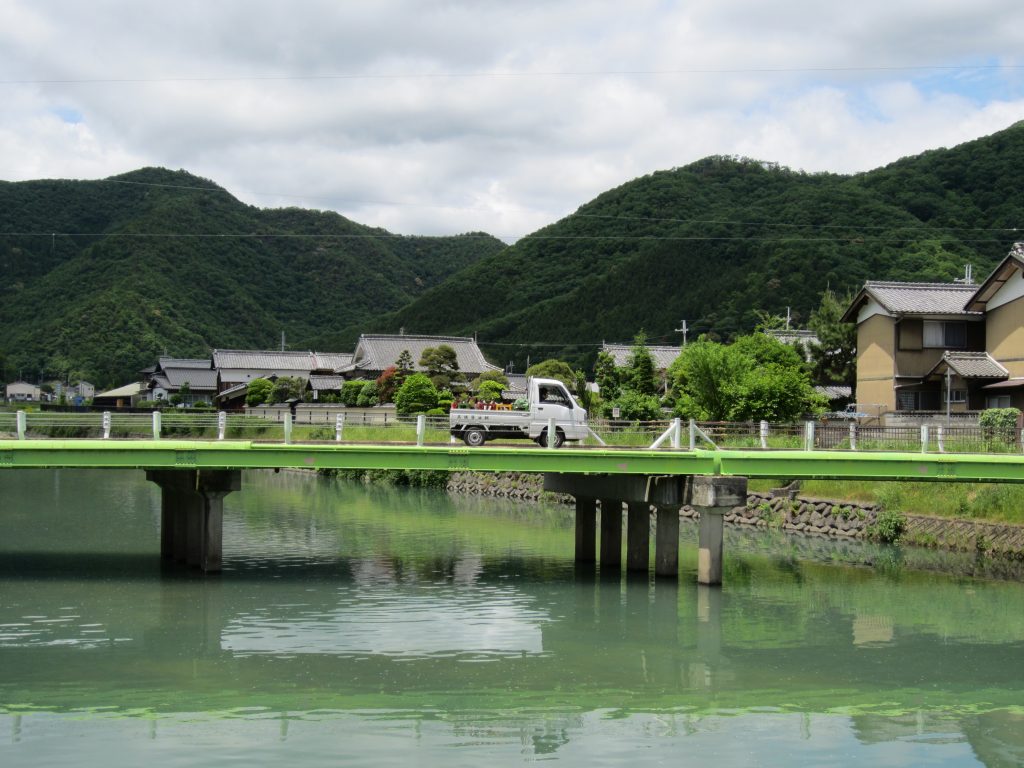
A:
[{"left": 445, "top": 471, "right": 1024, "bottom": 557}]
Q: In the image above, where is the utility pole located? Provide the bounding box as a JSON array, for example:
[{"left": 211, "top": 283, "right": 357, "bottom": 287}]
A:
[
  {"left": 785, "top": 307, "right": 791, "bottom": 331},
  {"left": 675, "top": 320, "right": 688, "bottom": 346}
]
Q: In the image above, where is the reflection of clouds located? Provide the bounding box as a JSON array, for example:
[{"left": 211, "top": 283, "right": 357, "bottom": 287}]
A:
[{"left": 222, "top": 583, "right": 546, "bottom": 657}]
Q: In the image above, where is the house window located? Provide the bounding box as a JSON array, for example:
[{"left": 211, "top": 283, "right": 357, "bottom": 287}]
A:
[
  {"left": 923, "top": 320, "right": 967, "bottom": 348},
  {"left": 948, "top": 389, "right": 967, "bottom": 403},
  {"left": 987, "top": 395, "right": 1012, "bottom": 409},
  {"left": 897, "top": 390, "right": 941, "bottom": 411}
]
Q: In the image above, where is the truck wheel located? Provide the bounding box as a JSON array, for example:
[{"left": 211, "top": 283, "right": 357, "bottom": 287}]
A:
[
  {"left": 463, "top": 427, "right": 486, "bottom": 447},
  {"left": 537, "top": 428, "right": 565, "bottom": 449}
]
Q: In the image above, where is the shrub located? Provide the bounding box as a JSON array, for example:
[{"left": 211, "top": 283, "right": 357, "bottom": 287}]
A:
[
  {"left": 478, "top": 380, "right": 504, "bottom": 402},
  {"left": 871, "top": 508, "right": 907, "bottom": 544},
  {"left": 395, "top": 373, "right": 438, "bottom": 415},
  {"left": 605, "top": 390, "right": 663, "bottom": 421},
  {"left": 341, "top": 380, "right": 365, "bottom": 407},
  {"left": 356, "top": 381, "right": 379, "bottom": 407},
  {"left": 246, "top": 378, "right": 274, "bottom": 406}
]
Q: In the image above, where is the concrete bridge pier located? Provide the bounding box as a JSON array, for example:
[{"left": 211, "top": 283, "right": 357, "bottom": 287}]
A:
[
  {"left": 691, "top": 475, "right": 748, "bottom": 586},
  {"left": 545, "top": 474, "right": 686, "bottom": 577},
  {"left": 146, "top": 469, "right": 242, "bottom": 573}
]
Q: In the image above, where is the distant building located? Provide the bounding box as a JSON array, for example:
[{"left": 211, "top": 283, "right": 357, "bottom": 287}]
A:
[
  {"left": 6, "top": 381, "right": 41, "bottom": 402},
  {"left": 211, "top": 350, "right": 354, "bottom": 409},
  {"left": 763, "top": 328, "right": 819, "bottom": 362},
  {"left": 338, "top": 334, "right": 499, "bottom": 381},
  {"left": 147, "top": 357, "right": 217, "bottom": 405},
  {"left": 93, "top": 381, "right": 148, "bottom": 408},
  {"left": 842, "top": 242, "right": 1024, "bottom": 413},
  {"left": 600, "top": 342, "right": 682, "bottom": 371}
]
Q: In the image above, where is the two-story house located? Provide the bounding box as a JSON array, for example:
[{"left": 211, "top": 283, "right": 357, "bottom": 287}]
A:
[{"left": 843, "top": 243, "right": 1024, "bottom": 414}]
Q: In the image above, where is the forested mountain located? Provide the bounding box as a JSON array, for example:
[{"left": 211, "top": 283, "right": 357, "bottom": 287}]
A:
[
  {"left": 6, "top": 123, "right": 1024, "bottom": 388},
  {"left": 378, "top": 123, "right": 1024, "bottom": 370},
  {"left": 0, "top": 168, "right": 505, "bottom": 386}
]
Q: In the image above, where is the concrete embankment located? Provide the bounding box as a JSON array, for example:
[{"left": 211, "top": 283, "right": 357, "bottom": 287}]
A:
[{"left": 446, "top": 471, "right": 1024, "bottom": 559}]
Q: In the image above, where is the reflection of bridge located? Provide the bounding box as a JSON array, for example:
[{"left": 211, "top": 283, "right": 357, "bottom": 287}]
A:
[{"left": 5, "top": 438, "right": 1024, "bottom": 581}]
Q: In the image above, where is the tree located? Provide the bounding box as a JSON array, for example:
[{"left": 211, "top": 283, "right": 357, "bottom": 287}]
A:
[
  {"left": 625, "top": 332, "right": 658, "bottom": 395},
  {"left": 470, "top": 369, "right": 509, "bottom": 391},
  {"left": 419, "top": 344, "right": 460, "bottom": 389},
  {"left": 246, "top": 377, "right": 274, "bottom": 406},
  {"left": 669, "top": 339, "right": 750, "bottom": 421},
  {"left": 572, "top": 369, "right": 594, "bottom": 413},
  {"left": 271, "top": 376, "right": 305, "bottom": 403},
  {"left": 478, "top": 380, "right": 504, "bottom": 402},
  {"left": 807, "top": 289, "right": 857, "bottom": 387},
  {"left": 525, "top": 358, "right": 574, "bottom": 386},
  {"left": 593, "top": 350, "right": 620, "bottom": 400},
  {"left": 670, "top": 334, "right": 824, "bottom": 422},
  {"left": 394, "top": 373, "right": 438, "bottom": 415},
  {"left": 376, "top": 366, "right": 400, "bottom": 403},
  {"left": 396, "top": 350, "right": 414, "bottom": 375}
]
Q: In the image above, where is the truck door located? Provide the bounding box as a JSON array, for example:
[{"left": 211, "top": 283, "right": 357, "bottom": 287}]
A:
[{"left": 536, "top": 383, "right": 574, "bottom": 424}]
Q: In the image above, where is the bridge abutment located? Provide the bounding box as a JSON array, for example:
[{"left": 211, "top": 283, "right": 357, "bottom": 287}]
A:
[
  {"left": 146, "top": 470, "right": 241, "bottom": 573},
  {"left": 545, "top": 473, "right": 747, "bottom": 584}
]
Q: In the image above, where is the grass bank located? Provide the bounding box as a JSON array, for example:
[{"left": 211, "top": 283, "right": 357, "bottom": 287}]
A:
[{"left": 750, "top": 478, "right": 1024, "bottom": 525}]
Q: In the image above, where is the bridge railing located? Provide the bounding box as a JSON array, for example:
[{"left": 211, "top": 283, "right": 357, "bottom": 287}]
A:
[{"left": 4, "top": 409, "right": 1024, "bottom": 454}]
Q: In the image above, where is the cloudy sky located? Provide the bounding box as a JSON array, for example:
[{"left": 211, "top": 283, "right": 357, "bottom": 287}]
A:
[{"left": 2, "top": 1, "right": 1024, "bottom": 240}]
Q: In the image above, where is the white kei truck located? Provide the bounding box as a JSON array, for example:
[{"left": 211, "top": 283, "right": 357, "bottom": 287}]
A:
[{"left": 450, "top": 377, "right": 589, "bottom": 448}]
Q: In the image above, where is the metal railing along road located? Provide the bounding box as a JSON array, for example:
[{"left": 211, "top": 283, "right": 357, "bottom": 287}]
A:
[{"left": 3, "top": 410, "right": 1024, "bottom": 455}]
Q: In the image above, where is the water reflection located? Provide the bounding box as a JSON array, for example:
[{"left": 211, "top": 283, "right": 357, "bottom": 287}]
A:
[{"left": 1, "top": 470, "right": 1023, "bottom": 766}]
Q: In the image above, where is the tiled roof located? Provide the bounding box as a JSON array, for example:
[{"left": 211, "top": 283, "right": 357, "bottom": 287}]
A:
[
  {"left": 312, "top": 353, "right": 353, "bottom": 371},
  {"left": 602, "top": 343, "right": 681, "bottom": 370},
  {"left": 815, "top": 385, "right": 852, "bottom": 400},
  {"left": 929, "top": 351, "right": 1008, "bottom": 380},
  {"left": 308, "top": 375, "right": 346, "bottom": 391},
  {"left": 862, "top": 282, "right": 980, "bottom": 316},
  {"left": 349, "top": 334, "right": 499, "bottom": 374},
  {"left": 161, "top": 367, "right": 217, "bottom": 389},
  {"left": 213, "top": 349, "right": 321, "bottom": 370},
  {"left": 158, "top": 357, "right": 211, "bottom": 369}
]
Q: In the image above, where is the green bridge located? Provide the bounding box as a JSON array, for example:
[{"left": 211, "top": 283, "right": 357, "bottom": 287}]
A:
[{"left": 4, "top": 438, "right": 1024, "bottom": 585}]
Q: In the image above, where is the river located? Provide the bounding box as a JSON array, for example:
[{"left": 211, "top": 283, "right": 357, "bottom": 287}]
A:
[{"left": 1, "top": 469, "right": 1022, "bottom": 766}]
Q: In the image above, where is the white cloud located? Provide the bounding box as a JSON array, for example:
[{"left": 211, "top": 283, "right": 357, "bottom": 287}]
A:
[{"left": 2, "top": 1, "right": 1024, "bottom": 240}]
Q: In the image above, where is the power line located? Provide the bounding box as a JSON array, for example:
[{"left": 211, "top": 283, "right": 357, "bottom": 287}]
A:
[
  {"left": 1, "top": 231, "right": 1013, "bottom": 244},
  {"left": 3, "top": 63, "right": 1021, "bottom": 86},
  {"left": 47, "top": 178, "right": 1024, "bottom": 235}
]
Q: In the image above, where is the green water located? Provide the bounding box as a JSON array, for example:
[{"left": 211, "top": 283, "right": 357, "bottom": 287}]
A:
[{"left": 1, "top": 469, "right": 1022, "bottom": 766}]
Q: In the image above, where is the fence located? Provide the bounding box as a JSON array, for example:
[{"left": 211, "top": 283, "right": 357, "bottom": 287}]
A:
[{"left": 3, "top": 410, "right": 1024, "bottom": 454}]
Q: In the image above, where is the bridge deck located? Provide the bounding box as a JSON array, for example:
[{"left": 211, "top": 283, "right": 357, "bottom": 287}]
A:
[{"left": 3, "top": 439, "right": 1024, "bottom": 482}]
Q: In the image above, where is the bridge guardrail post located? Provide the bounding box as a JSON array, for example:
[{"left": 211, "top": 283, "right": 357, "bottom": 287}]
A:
[
  {"left": 152, "top": 411, "right": 161, "bottom": 440},
  {"left": 335, "top": 413, "right": 344, "bottom": 442},
  {"left": 218, "top": 411, "right": 226, "bottom": 441},
  {"left": 547, "top": 418, "right": 556, "bottom": 449},
  {"left": 689, "top": 419, "right": 697, "bottom": 451},
  {"left": 284, "top": 413, "right": 293, "bottom": 444},
  {"left": 671, "top": 417, "right": 681, "bottom": 449},
  {"left": 937, "top": 425, "right": 944, "bottom": 453},
  {"left": 921, "top": 424, "right": 929, "bottom": 453},
  {"left": 849, "top": 421, "right": 857, "bottom": 451},
  {"left": 16, "top": 410, "right": 26, "bottom": 440},
  {"left": 416, "top": 414, "right": 426, "bottom": 446},
  {"left": 759, "top": 420, "right": 768, "bottom": 449},
  {"left": 102, "top": 411, "right": 111, "bottom": 440}
]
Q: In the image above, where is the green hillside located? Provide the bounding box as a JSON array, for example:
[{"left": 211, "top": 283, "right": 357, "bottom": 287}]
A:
[
  {"left": 0, "top": 168, "right": 505, "bottom": 387},
  {"left": 380, "top": 124, "right": 1024, "bottom": 370}
]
